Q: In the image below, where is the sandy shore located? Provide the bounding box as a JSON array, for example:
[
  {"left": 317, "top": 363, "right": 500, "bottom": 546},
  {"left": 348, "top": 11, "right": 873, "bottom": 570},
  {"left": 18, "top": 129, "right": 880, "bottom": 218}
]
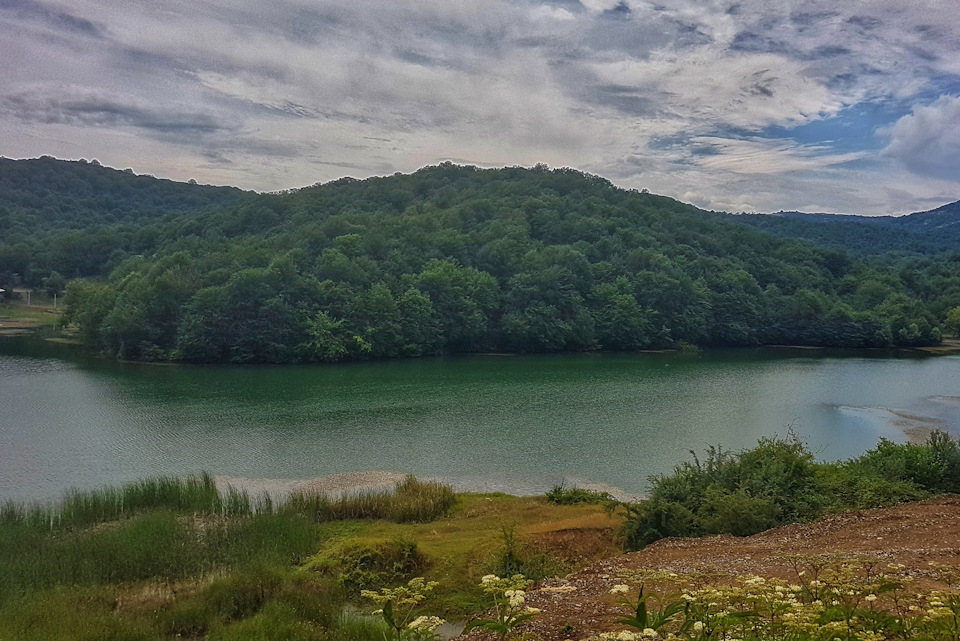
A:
[{"left": 214, "top": 471, "right": 645, "bottom": 504}]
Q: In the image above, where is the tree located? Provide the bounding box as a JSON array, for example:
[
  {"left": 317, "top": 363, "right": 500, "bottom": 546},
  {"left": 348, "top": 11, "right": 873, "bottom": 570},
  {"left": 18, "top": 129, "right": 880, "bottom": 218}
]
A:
[{"left": 946, "top": 305, "right": 960, "bottom": 339}]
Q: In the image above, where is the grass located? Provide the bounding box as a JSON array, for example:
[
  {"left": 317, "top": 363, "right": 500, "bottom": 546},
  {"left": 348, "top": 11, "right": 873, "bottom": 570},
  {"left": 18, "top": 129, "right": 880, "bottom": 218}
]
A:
[
  {"left": 0, "top": 301, "right": 62, "bottom": 325},
  {"left": 0, "top": 473, "right": 254, "bottom": 532},
  {"left": 0, "top": 472, "right": 619, "bottom": 640},
  {"left": 545, "top": 483, "right": 613, "bottom": 505},
  {"left": 283, "top": 475, "right": 456, "bottom": 524}
]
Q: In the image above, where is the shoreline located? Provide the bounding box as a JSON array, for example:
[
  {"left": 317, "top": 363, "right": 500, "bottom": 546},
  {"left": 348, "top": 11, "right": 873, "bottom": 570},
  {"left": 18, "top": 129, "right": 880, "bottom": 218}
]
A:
[{"left": 214, "top": 471, "right": 646, "bottom": 504}]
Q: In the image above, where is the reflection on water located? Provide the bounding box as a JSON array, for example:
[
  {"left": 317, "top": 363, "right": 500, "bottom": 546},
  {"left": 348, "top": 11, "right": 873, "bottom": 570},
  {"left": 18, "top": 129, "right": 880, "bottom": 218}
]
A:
[{"left": 1, "top": 335, "right": 959, "bottom": 502}]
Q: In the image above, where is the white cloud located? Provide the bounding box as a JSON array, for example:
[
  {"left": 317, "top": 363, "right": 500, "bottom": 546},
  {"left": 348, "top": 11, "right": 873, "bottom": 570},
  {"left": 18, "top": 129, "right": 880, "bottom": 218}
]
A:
[
  {"left": 1, "top": 0, "right": 959, "bottom": 212},
  {"left": 579, "top": 0, "right": 623, "bottom": 14},
  {"left": 883, "top": 96, "right": 960, "bottom": 183}
]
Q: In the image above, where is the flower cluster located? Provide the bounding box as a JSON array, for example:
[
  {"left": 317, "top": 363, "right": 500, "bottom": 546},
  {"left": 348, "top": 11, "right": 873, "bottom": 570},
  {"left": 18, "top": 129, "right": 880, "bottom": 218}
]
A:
[
  {"left": 466, "top": 574, "right": 540, "bottom": 641},
  {"left": 582, "top": 558, "right": 960, "bottom": 641},
  {"left": 362, "top": 577, "right": 443, "bottom": 641}
]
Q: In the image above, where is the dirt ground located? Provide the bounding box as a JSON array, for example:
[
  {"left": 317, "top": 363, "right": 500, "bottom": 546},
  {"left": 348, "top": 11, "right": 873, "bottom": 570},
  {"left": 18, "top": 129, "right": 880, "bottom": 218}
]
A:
[{"left": 460, "top": 495, "right": 960, "bottom": 641}]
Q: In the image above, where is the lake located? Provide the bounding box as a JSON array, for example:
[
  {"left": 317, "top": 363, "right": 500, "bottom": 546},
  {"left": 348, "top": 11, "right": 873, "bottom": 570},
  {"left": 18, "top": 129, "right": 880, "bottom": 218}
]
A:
[{"left": 1, "top": 336, "right": 959, "bottom": 502}]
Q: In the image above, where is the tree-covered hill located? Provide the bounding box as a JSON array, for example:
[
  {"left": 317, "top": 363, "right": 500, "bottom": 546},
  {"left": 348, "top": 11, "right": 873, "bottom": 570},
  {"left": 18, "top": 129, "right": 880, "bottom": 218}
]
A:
[
  {"left": 34, "top": 161, "right": 955, "bottom": 363},
  {"left": 0, "top": 156, "right": 250, "bottom": 283},
  {"left": 714, "top": 200, "right": 960, "bottom": 257}
]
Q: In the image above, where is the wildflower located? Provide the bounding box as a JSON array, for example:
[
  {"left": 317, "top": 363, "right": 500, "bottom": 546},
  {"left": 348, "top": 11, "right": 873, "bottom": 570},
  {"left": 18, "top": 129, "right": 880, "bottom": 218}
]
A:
[
  {"left": 481, "top": 574, "right": 498, "bottom": 584},
  {"left": 692, "top": 621, "right": 704, "bottom": 632},
  {"left": 642, "top": 628, "right": 657, "bottom": 638},
  {"left": 408, "top": 616, "right": 445, "bottom": 633},
  {"left": 864, "top": 594, "right": 877, "bottom": 602},
  {"left": 611, "top": 585, "right": 630, "bottom": 595},
  {"left": 525, "top": 607, "right": 540, "bottom": 614}
]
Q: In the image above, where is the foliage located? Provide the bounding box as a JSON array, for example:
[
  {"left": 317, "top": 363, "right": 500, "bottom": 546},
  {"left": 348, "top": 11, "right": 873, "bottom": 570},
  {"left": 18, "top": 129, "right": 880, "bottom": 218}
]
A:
[
  {"left": 330, "top": 539, "right": 429, "bottom": 595},
  {"left": 17, "top": 161, "right": 951, "bottom": 363},
  {"left": 946, "top": 305, "right": 960, "bottom": 338},
  {"left": 464, "top": 574, "right": 540, "bottom": 641},
  {"left": 361, "top": 577, "right": 444, "bottom": 641},
  {"left": 621, "top": 432, "right": 960, "bottom": 550}
]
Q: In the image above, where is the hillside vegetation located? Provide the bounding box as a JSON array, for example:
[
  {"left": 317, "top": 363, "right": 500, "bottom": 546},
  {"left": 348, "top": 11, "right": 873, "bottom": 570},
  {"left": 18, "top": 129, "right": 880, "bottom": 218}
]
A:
[
  {"left": 716, "top": 201, "right": 960, "bottom": 257},
  {"left": 2, "top": 159, "right": 959, "bottom": 362}
]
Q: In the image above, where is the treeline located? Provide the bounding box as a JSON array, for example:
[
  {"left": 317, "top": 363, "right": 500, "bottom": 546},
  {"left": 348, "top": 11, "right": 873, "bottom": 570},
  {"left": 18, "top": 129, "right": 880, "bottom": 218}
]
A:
[{"left": 44, "top": 163, "right": 957, "bottom": 362}]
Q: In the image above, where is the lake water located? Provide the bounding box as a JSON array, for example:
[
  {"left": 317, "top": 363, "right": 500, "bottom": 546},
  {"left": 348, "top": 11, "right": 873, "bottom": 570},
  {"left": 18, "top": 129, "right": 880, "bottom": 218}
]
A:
[{"left": 1, "top": 336, "right": 959, "bottom": 502}]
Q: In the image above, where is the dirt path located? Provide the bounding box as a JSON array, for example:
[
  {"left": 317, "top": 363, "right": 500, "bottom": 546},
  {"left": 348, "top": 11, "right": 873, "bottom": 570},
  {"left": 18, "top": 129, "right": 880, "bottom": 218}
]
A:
[{"left": 462, "top": 496, "right": 960, "bottom": 641}]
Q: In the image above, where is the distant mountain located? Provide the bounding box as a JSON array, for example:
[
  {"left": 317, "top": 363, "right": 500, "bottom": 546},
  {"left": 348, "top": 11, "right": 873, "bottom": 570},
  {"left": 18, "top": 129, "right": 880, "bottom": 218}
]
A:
[{"left": 717, "top": 200, "right": 960, "bottom": 256}]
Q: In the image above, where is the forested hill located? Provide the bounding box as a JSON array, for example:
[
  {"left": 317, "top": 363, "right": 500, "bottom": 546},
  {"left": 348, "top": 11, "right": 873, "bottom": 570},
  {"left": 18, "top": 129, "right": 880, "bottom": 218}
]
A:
[
  {"left": 714, "top": 200, "right": 960, "bottom": 256},
  {"left": 19, "top": 160, "right": 948, "bottom": 363},
  {"left": 0, "top": 156, "right": 250, "bottom": 281}
]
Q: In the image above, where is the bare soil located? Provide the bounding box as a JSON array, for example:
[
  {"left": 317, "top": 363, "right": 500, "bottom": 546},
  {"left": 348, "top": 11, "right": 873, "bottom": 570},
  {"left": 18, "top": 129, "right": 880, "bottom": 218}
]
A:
[{"left": 460, "top": 496, "right": 960, "bottom": 641}]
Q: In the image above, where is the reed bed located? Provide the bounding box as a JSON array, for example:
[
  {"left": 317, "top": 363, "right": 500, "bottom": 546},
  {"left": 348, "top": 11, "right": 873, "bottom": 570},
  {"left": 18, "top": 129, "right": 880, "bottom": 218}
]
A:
[
  {"left": 0, "top": 473, "right": 254, "bottom": 532},
  {"left": 0, "top": 473, "right": 455, "bottom": 605},
  {"left": 283, "top": 475, "right": 456, "bottom": 523}
]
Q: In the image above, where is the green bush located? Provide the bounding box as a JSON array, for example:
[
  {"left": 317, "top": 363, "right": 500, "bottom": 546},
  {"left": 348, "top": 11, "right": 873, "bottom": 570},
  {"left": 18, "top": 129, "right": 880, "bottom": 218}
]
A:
[
  {"left": 855, "top": 431, "right": 960, "bottom": 493},
  {"left": 334, "top": 538, "right": 428, "bottom": 595},
  {"left": 621, "top": 432, "right": 960, "bottom": 550},
  {"left": 620, "top": 499, "right": 695, "bottom": 550},
  {"left": 694, "top": 486, "right": 780, "bottom": 536}
]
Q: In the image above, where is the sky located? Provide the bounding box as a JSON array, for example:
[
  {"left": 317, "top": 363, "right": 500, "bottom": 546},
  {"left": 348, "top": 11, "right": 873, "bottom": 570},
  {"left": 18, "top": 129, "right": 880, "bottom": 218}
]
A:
[{"left": 2, "top": 0, "right": 959, "bottom": 215}]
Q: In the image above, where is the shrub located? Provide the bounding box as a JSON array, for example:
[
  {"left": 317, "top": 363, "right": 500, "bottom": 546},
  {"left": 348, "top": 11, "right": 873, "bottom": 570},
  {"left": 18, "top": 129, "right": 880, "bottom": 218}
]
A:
[
  {"left": 621, "top": 432, "right": 960, "bottom": 550},
  {"left": 323, "top": 538, "right": 429, "bottom": 595},
  {"left": 694, "top": 486, "right": 780, "bottom": 536}
]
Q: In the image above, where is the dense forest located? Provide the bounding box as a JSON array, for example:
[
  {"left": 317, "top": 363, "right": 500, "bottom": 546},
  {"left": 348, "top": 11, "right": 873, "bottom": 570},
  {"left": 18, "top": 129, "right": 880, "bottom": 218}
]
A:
[{"left": 2, "top": 158, "right": 959, "bottom": 363}]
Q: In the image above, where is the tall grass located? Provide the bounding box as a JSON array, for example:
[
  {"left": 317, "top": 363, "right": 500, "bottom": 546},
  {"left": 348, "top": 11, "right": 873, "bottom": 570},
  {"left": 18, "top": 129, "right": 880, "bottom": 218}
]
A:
[
  {"left": 0, "top": 473, "right": 253, "bottom": 533},
  {"left": 0, "top": 474, "right": 455, "bottom": 605},
  {"left": 283, "top": 475, "right": 456, "bottom": 523}
]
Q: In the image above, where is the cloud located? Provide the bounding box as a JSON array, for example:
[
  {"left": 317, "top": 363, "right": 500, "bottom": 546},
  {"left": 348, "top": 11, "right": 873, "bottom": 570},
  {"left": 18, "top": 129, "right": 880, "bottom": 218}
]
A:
[
  {"left": 882, "top": 95, "right": 960, "bottom": 183},
  {"left": 0, "top": 0, "right": 105, "bottom": 38},
  {"left": 2, "top": 88, "right": 236, "bottom": 137},
  {"left": 1, "top": 0, "right": 959, "bottom": 212}
]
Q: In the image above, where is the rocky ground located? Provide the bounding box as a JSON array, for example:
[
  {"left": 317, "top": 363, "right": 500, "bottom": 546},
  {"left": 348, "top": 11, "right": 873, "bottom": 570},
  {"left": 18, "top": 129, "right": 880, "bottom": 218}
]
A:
[{"left": 460, "top": 495, "right": 960, "bottom": 641}]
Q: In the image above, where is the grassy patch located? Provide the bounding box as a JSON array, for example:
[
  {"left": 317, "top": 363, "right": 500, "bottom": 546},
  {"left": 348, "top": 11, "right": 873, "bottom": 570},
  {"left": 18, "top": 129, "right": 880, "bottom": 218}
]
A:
[
  {"left": 0, "top": 474, "right": 618, "bottom": 639},
  {"left": 0, "top": 302, "right": 62, "bottom": 325}
]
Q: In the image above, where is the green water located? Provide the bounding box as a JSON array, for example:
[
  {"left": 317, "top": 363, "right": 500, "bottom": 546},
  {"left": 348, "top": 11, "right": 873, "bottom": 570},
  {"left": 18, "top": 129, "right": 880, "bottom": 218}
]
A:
[{"left": 1, "top": 336, "right": 959, "bottom": 502}]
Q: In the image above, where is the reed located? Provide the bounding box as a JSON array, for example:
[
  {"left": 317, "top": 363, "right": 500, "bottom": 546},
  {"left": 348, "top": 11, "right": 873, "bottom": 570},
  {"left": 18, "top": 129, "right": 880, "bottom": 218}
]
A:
[
  {"left": 0, "top": 473, "right": 252, "bottom": 533},
  {"left": 283, "top": 475, "right": 456, "bottom": 524}
]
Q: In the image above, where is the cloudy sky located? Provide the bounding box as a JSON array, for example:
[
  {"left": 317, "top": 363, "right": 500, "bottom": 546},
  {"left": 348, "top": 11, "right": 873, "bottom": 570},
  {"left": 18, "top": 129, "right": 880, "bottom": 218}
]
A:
[{"left": 2, "top": 0, "right": 959, "bottom": 214}]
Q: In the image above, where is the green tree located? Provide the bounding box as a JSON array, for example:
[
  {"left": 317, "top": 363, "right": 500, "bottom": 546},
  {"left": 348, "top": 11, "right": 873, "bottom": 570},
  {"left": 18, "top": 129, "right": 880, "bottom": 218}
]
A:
[{"left": 946, "top": 305, "right": 960, "bottom": 338}]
